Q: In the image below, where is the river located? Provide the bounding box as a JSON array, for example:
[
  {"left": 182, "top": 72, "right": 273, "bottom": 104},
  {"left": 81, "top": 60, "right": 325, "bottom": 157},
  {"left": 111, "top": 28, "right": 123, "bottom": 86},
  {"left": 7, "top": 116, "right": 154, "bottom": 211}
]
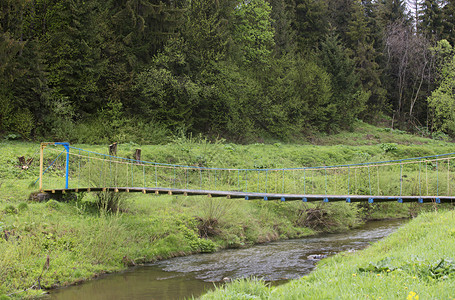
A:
[{"left": 47, "top": 219, "right": 405, "bottom": 300}]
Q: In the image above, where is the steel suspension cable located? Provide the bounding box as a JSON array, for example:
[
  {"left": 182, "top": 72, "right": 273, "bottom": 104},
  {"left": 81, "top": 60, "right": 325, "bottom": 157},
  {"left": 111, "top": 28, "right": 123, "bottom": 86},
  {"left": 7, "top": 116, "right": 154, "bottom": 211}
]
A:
[
  {"left": 448, "top": 160, "right": 450, "bottom": 196},
  {"left": 377, "top": 166, "right": 380, "bottom": 195},
  {"left": 400, "top": 162, "right": 403, "bottom": 197}
]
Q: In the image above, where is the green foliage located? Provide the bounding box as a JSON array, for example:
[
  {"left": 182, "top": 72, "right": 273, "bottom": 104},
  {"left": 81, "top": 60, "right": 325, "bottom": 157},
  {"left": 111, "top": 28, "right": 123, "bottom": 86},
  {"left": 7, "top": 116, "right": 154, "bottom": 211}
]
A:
[
  {"left": 318, "top": 34, "right": 366, "bottom": 132},
  {"left": 178, "top": 222, "right": 217, "bottom": 253},
  {"left": 428, "top": 47, "right": 455, "bottom": 137},
  {"left": 182, "top": 0, "right": 232, "bottom": 69},
  {"left": 294, "top": 0, "right": 328, "bottom": 50},
  {"left": 358, "top": 257, "right": 398, "bottom": 273},
  {"left": 17, "top": 203, "right": 28, "bottom": 212},
  {"left": 379, "top": 143, "right": 398, "bottom": 152},
  {"left": 95, "top": 191, "right": 127, "bottom": 214},
  {"left": 134, "top": 67, "right": 201, "bottom": 129},
  {"left": 418, "top": 259, "right": 455, "bottom": 280},
  {"left": 293, "top": 57, "right": 333, "bottom": 132},
  {"left": 45, "top": 200, "right": 61, "bottom": 210},
  {"left": 0, "top": 0, "right": 449, "bottom": 143},
  {"left": 231, "top": 0, "right": 275, "bottom": 67},
  {"left": 296, "top": 202, "right": 361, "bottom": 232},
  {"left": 3, "top": 205, "right": 17, "bottom": 215},
  {"left": 202, "top": 278, "right": 271, "bottom": 299},
  {"left": 360, "top": 257, "right": 455, "bottom": 281},
  {"left": 419, "top": 0, "right": 444, "bottom": 42},
  {"left": 432, "top": 131, "right": 449, "bottom": 141}
]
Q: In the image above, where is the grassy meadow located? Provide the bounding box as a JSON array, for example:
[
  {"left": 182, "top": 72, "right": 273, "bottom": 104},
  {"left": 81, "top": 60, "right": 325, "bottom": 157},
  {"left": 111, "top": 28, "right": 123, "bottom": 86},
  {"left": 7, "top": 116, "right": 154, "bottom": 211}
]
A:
[{"left": 1, "top": 122, "right": 454, "bottom": 298}]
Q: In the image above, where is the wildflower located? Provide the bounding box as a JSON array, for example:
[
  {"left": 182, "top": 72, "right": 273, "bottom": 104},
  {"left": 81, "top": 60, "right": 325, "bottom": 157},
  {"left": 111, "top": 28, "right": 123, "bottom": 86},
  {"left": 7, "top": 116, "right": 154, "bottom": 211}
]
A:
[
  {"left": 406, "top": 291, "right": 419, "bottom": 300},
  {"left": 352, "top": 274, "right": 357, "bottom": 277},
  {"left": 376, "top": 274, "right": 381, "bottom": 277},
  {"left": 387, "top": 269, "right": 391, "bottom": 272}
]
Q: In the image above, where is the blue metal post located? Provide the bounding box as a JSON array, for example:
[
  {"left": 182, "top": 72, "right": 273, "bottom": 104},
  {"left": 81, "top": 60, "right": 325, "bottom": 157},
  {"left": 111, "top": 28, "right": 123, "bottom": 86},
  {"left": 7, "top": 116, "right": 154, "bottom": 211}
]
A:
[{"left": 56, "top": 142, "right": 70, "bottom": 189}]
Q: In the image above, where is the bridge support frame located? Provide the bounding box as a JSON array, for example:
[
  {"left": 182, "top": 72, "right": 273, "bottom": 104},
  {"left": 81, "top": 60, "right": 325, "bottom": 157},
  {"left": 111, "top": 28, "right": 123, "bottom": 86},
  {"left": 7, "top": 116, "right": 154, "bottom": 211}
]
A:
[
  {"left": 39, "top": 142, "right": 70, "bottom": 191},
  {"left": 55, "top": 142, "right": 70, "bottom": 189}
]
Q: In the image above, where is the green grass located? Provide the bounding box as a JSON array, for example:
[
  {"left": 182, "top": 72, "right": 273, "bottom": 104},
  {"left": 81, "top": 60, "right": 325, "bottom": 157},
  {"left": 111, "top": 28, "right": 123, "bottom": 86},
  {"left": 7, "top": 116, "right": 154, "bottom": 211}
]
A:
[
  {"left": 312, "top": 121, "right": 445, "bottom": 146},
  {"left": 200, "top": 210, "right": 455, "bottom": 299},
  {"left": 1, "top": 125, "right": 454, "bottom": 298}
]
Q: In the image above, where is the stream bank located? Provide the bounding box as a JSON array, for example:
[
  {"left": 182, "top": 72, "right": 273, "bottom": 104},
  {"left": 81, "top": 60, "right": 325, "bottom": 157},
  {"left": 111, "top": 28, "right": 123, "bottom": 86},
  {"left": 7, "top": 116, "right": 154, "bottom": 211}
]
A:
[
  {"left": 201, "top": 210, "right": 455, "bottom": 299},
  {"left": 47, "top": 219, "right": 405, "bottom": 300}
]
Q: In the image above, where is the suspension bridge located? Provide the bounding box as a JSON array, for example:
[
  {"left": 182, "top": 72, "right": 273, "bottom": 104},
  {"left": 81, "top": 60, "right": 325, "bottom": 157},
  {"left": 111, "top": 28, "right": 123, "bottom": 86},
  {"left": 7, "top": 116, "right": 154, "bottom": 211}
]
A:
[{"left": 37, "top": 142, "right": 455, "bottom": 204}]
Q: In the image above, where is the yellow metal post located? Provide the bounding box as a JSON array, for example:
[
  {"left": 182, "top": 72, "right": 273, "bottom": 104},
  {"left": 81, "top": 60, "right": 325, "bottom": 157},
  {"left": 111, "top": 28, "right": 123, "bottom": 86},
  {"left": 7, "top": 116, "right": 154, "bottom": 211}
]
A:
[{"left": 39, "top": 143, "right": 45, "bottom": 192}]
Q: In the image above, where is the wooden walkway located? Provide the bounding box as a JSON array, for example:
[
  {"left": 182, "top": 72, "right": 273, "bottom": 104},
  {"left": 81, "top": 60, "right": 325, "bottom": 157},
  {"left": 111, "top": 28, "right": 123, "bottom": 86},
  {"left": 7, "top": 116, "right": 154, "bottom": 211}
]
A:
[{"left": 43, "top": 187, "right": 455, "bottom": 203}]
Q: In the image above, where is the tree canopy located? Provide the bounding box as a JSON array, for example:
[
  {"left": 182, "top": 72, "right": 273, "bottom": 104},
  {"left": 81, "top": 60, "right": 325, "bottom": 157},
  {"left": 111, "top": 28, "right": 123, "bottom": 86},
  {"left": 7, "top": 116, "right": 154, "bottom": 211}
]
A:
[{"left": 1, "top": 0, "right": 454, "bottom": 142}]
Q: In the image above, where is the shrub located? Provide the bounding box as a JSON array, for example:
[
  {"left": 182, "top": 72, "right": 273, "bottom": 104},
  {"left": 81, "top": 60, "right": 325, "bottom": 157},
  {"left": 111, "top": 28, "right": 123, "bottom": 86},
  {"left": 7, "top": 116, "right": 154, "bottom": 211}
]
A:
[
  {"left": 379, "top": 143, "right": 398, "bottom": 152},
  {"left": 95, "top": 191, "right": 127, "bottom": 213},
  {"left": 3, "top": 205, "right": 17, "bottom": 215},
  {"left": 11, "top": 110, "right": 34, "bottom": 140},
  {"left": 17, "top": 203, "right": 28, "bottom": 212},
  {"left": 45, "top": 200, "right": 60, "bottom": 210}
]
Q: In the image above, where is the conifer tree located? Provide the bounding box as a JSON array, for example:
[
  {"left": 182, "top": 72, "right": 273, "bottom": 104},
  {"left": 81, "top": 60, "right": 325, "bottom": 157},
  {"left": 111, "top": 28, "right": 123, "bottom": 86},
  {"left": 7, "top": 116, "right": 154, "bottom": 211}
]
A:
[
  {"left": 419, "top": 0, "right": 444, "bottom": 41},
  {"left": 442, "top": 0, "right": 455, "bottom": 45},
  {"left": 377, "top": 0, "right": 409, "bottom": 28},
  {"left": 231, "top": 0, "right": 275, "bottom": 68},
  {"left": 267, "top": 0, "right": 296, "bottom": 55},
  {"left": 293, "top": 0, "right": 328, "bottom": 51},
  {"left": 319, "top": 34, "right": 366, "bottom": 131}
]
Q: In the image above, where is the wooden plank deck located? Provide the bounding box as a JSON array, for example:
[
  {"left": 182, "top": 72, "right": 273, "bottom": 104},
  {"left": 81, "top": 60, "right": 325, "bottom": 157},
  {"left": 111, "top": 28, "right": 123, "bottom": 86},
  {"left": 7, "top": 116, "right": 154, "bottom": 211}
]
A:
[{"left": 42, "top": 187, "right": 455, "bottom": 203}]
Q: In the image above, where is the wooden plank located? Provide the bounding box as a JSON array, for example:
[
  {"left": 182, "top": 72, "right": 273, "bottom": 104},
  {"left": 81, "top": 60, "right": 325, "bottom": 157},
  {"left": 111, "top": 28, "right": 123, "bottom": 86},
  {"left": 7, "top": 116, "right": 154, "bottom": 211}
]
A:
[{"left": 38, "top": 187, "right": 455, "bottom": 204}]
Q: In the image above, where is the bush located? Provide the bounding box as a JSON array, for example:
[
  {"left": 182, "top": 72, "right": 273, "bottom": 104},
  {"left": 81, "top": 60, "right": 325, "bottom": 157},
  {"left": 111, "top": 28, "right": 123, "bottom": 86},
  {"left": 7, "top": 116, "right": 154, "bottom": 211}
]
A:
[
  {"left": 379, "top": 143, "right": 398, "bottom": 152},
  {"left": 95, "top": 191, "right": 127, "bottom": 213},
  {"left": 296, "top": 202, "right": 361, "bottom": 232},
  {"left": 45, "top": 200, "right": 60, "bottom": 210},
  {"left": 17, "top": 203, "right": 28, "bottom": 212},
  {"left": 3, "top": 205, "right": 17, "bottom": 215}
]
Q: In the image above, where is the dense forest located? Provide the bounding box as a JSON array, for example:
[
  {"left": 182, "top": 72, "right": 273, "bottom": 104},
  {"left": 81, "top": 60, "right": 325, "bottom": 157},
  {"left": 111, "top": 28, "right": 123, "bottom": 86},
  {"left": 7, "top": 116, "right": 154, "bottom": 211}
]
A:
[{"left": 2, "top": 0, "right": 455, "bottom": 143}]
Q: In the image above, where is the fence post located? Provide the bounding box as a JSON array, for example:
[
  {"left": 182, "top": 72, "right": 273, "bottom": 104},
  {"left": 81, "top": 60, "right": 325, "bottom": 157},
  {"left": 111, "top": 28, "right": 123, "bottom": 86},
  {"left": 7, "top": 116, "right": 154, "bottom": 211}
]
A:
[
  {"left": 109, "top": 142, "right": 117, "bottom": 156},
  {"left": 135, "top": 149, "right": 141, "bottom": 162}
]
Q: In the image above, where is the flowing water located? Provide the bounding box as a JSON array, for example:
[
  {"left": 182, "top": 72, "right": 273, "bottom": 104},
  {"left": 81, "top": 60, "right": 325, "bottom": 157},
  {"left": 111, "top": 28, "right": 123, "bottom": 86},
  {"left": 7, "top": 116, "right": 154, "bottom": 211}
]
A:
[{"left": 47, "top": 219, "right": 405, "bottom": 300}]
